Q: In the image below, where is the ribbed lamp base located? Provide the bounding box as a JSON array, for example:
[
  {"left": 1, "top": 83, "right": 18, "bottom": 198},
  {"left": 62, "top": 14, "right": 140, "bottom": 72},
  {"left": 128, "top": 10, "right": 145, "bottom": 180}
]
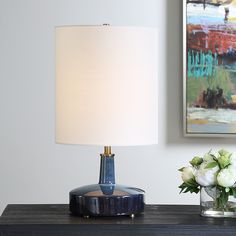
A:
[{"left": 69, "top": 184, "right": 145, "bottom": 217}]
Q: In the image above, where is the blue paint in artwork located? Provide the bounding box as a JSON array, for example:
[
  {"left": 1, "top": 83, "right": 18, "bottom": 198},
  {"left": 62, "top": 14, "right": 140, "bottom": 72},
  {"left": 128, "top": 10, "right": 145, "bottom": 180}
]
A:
[
  {"left": 188, "top": 50, "right": 218, "bottom": 78},
  {"left": 187, "top": 16, "right": 224, "bottom": 25},
  {"left": 187, "top": 3, "right": 224, "bottom": 25},
  {"left": 188, "top": 123, "right": 233, "bottom": 134}
]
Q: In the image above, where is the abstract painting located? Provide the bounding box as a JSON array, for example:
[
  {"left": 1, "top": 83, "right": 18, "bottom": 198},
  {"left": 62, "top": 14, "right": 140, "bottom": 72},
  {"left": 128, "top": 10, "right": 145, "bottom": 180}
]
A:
[{"left": 184, "top": 0, "right": 236, "bottom": 136}]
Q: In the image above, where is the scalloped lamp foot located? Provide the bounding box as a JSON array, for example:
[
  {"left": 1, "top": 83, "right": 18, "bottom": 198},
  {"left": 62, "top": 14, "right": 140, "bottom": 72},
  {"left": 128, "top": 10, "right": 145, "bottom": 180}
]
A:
[{"left": 69, "top": 184, "right": 145, "bottom": 217}]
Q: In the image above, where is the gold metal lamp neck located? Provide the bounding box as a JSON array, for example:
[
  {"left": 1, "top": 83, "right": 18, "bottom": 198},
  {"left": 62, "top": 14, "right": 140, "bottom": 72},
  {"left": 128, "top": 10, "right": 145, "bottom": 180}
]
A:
[{"left": 104, "top": 146, "right": 112, "bottom": 156}]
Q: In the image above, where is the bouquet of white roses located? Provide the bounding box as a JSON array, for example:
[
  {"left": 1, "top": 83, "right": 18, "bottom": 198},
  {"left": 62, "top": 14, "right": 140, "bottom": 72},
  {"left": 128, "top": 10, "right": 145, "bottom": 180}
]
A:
[{"left": 179, "top": 149, "right": 236, "bottom": 208}]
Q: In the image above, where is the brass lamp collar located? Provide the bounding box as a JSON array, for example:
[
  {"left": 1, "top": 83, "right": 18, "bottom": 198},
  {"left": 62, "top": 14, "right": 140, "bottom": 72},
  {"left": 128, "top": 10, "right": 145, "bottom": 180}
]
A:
[{"left": 102, "top": 146, "right": 114, "bottom": 157}]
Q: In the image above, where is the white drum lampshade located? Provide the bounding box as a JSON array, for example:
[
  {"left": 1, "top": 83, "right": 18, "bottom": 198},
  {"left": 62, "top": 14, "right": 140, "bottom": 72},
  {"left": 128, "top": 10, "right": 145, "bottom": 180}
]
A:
[
  {"left": 55, "top": 25, "right": 158, "bottom": 217},
  {"left": 56, "top": 26, "right": 158, "bottom": 146}
]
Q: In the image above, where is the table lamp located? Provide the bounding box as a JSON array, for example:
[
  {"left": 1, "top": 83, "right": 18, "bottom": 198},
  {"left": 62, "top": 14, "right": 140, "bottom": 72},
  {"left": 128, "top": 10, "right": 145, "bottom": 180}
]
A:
[{"left": 55, "top": 25, "right": 158, "bottom": 217}]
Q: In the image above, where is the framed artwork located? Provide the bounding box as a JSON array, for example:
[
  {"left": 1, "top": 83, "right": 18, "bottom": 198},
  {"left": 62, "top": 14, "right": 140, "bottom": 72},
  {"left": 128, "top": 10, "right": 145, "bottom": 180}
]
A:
[{"left": 184, "top": 0, "right": 236, "bottom": 137}]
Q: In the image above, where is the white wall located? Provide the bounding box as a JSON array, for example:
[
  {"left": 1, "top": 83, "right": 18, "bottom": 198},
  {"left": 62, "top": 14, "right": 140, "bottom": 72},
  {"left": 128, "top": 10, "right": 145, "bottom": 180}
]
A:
[{"left": 0, "top": 0, "right": 235, "bottom": 215}]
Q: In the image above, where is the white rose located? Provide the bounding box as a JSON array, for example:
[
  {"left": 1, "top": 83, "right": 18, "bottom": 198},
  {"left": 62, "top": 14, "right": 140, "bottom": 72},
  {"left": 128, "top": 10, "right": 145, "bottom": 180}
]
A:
[
  {"left": 195, "top": 162, "right": 219, "bottom": 186},
  {"left": 217, "top": 167, "right": 236, "bottom": 187},
  {"left": 181, "top": 166, "right": 195, "bottom": 183}
]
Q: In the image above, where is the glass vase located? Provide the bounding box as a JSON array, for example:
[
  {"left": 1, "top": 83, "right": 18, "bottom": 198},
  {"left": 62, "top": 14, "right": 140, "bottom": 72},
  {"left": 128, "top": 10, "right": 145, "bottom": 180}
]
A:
[{"left": 200, "top": 186, "right": 236, "bottom": 218}]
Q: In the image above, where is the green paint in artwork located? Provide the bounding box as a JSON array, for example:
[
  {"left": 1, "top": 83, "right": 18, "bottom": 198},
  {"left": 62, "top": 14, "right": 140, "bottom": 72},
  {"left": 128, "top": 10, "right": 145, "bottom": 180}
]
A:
[
  {"left": 188, "top": 50, "right": 218, "bottom": 78},
  {"left": 187, "top": 67, "right": 232, "bottom": 105}
]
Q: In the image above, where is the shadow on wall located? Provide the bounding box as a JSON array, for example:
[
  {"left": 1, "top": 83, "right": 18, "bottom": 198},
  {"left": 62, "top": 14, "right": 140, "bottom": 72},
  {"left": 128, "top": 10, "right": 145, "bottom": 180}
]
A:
[{"left": 165, "top": 0, "right": 236, "bottom": 145}]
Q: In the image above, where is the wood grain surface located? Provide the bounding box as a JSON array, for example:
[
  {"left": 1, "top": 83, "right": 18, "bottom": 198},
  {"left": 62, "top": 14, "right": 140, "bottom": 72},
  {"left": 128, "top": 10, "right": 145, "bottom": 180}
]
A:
[{"left": 1, "top": 204, "right": 236, "bottom": 235}]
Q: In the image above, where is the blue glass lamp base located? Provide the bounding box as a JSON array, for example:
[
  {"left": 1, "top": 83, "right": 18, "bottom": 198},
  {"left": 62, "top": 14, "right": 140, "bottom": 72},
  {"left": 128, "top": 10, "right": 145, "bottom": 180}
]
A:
[{"left": 69, "top": 184, "right": 145, "bottom": 217}]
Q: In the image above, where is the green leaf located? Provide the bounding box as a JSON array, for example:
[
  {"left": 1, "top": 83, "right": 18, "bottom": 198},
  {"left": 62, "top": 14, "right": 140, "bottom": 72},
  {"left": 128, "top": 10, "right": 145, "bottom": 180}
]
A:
[
  {"left": 216, "top": 189, "right": 230, "bottom": 209},
  {"left": 187, "top": 179, "right": 198, "bottom": 187},
  {"left": 178, "top": 167, "right": 185, "bottom": 172},
  {"left": 183, "top": 187, "right": 191, "bottom": 193},
  {"left": 205, "top": 161, "right": 218, "bottom": 169},
  {"left": 178, "top": 183, "right": 186, "bottom": 194},
  {"left": 179, "top": 188, "right": 185, "bottom": 194},
  {"left": 231, "top": 187, "right": 236, "bottom": 198},
  {"left": 189, "top": 186, "right": 200, "bottom": 194},
  {"left": 178, "top": 182, "right": 200, "bottom": 194}
]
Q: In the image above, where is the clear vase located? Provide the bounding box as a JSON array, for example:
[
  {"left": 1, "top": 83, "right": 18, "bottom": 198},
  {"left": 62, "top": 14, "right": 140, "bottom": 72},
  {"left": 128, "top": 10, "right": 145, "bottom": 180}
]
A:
[{"left": 200, "top": 186, "right": 236, "bottom": 218}]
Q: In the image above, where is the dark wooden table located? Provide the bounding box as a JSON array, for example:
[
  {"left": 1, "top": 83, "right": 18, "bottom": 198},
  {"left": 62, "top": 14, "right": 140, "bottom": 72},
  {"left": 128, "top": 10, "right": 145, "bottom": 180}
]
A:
[{"left": 1, "top": 204, "right": 236, "bottom": 235}]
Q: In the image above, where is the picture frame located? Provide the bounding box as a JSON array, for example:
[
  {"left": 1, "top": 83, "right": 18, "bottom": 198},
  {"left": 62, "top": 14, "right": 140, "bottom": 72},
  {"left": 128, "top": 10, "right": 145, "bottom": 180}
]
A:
[{"left": 183, "top": 0, "right": 236, "bottom": 137}]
